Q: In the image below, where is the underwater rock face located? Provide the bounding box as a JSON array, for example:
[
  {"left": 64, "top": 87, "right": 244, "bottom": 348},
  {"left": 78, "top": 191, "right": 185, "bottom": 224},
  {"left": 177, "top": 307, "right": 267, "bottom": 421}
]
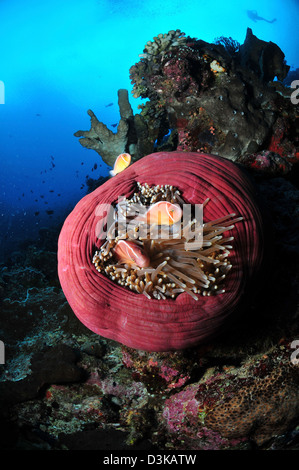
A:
[
  {"left": 239, "top": 150, "right": 293, "bottom": 176},
  {"left": 239, "top": 28, "right": 289, "bottom": 82},
  {"left": 129, "top": 28, "right": 295, "bottom": 161},
  {"left": 57, "top": 151, "right": 263, "bottom": 352}
]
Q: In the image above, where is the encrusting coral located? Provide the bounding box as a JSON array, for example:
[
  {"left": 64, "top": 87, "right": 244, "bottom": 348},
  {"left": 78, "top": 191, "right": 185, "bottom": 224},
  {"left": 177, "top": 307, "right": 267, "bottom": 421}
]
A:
[{"left": 161, "top": 342, "right": 299, "bottom": 449}]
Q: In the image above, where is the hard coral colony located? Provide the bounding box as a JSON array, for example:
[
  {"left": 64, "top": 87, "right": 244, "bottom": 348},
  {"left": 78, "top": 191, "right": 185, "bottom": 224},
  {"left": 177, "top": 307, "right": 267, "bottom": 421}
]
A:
[
  {"left": 58, "top": 152, "right": 263, "bottom": 352},
  {"left": 74, "top": 28, "right": 297, "bottom": 175}
]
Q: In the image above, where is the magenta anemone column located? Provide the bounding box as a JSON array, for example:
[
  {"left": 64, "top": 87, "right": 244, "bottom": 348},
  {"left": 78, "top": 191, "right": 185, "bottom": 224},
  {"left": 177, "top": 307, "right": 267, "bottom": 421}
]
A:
[{"left": 58, "top": 152, "right": 263, "bottom": 351}]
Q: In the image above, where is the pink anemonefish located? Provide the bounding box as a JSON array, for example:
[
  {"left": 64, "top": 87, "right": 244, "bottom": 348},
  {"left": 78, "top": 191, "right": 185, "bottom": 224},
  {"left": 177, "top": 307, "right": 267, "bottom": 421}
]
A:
[
  {"left": 112, "top": 240, "right": 150, "bottom": 268},
  {"left": 139, "top": 201, "right": 182, "bottom": 226},
  {"left": 109, "top": 153, "right": 131, "bottom": 176}
]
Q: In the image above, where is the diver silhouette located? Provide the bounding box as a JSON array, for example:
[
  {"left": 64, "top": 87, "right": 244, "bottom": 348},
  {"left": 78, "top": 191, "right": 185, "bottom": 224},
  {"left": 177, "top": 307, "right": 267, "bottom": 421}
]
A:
[{"left": 247, "top": 10, "right": 277, "bottom": 23}]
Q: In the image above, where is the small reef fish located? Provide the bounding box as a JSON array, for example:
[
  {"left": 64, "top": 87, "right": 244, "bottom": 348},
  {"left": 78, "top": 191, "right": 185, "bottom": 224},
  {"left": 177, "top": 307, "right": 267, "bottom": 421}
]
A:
[
  {"left": 112, "top": 240, "right": 150, "bottom": 268},
  {"left": 109, "top": 153, "right": 131, "bottom": 176},
  {"left": 105, "top": 102, "right": 114, "bottom": 107},
  {"left": 141, "top": 201, "right": 182, "bottom": 226}
]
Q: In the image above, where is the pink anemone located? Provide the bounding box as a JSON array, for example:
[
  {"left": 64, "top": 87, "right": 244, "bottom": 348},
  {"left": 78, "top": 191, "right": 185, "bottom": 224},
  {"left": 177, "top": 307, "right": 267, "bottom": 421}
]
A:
[{"left": 57, "top": 152, "right": 263, "bottom": 352}]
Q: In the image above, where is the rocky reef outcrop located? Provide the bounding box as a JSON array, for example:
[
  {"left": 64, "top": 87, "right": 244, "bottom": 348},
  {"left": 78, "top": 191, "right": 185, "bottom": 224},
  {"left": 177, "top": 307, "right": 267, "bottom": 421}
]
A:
[{"left": 75, "top": 28, "right": 298, "bottom": 169}]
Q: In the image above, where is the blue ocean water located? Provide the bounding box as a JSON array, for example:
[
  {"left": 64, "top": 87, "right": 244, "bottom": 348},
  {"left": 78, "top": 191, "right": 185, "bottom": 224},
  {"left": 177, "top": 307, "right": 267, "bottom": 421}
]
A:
[{"left": 0, "top": 0, "right": 298, "bottom": 261}]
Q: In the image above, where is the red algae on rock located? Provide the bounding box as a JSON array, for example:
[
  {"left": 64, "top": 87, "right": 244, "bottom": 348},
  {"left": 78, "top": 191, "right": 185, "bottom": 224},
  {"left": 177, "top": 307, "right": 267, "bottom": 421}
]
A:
[
  {"left": 160, "top": 342, "right": 299, "bottom": 449},
  {"left": 58, "top": 151, "right": 263, "bottom": 352},
  {"left": 162, "top": 382, "right": 242, "bottom": 450},
  {"left": 121, "top": 346, "right": 197, "bottom": 393}
]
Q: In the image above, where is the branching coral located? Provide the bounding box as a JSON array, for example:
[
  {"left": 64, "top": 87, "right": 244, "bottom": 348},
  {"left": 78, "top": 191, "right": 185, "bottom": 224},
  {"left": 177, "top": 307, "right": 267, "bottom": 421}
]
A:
[
  {"left": 74, "top": 108, "right": 129, "bottom": 168},
  {"left": 74, "top": 89, "right": 156, "bottom": 167},
  {"left": 138, "top": 29, "right": 192, "bottom": 61},
  {"left": 74, "top": 89, "right": 131, "bottom": 167}
]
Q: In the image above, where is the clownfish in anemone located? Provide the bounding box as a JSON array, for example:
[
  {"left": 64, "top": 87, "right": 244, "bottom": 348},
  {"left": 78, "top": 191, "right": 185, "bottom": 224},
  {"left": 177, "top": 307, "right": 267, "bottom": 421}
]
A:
[
  {"left": 109, "top": 153, "right": 131, "bottom": 176},
  {"left": 58, "top": 151, "right": 264, "bottom": 352},
  {"left": 112, "top": 239, "right": 151, "bottom": 268},
  {"left": 138, "top": 201, "right": 182, "bottom": 226}
]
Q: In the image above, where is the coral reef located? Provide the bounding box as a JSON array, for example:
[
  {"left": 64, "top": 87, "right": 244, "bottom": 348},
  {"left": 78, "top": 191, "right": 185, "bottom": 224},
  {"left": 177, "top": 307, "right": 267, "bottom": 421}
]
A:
[
  {"left": 75, "top": 28, "right": 298, "bottom": 170},
  {"left": 128, "top": 27, "right": 297, "bottom": 162},
  {"left": 160, "top": 343, "right": 299, "bottom": 449},
  {"left": 1, "top": 166, "right": 299, "bottom": 450},
  {"left": 121, "top": 347, "right": 198, "bottom": 393},
  {"left": 1, "top": 28, "right": 299, "bottom": 452}
]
